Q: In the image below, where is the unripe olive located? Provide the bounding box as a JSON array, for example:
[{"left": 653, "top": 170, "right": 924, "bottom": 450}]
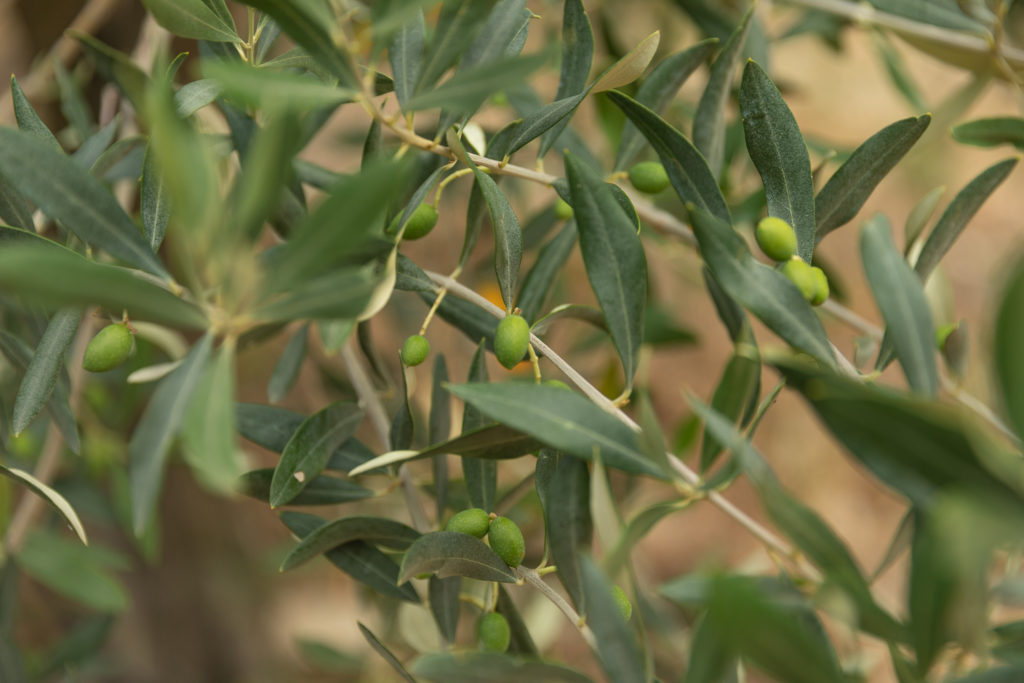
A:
[
  {"left": 477, "top": 612, "right": 511, "bottom": 653},
  {"left": 554, "top": 198, "right": 574, "bottom": 220},
  {"left": 487, "top": 516, "right": 525, "bottom": 568},
  {"left": 809, "top": 266, "right": 829, "bottom": 306},
  {"left": 82, "top": 323, "right": 133, "bottom": 373},
  {"left": 755, "top": 216, "right": 798, "bottom": 262},
  {"left": 445, "top": 508, "right": 491, "bottom": 538},
  {"left": 611, "top": 585, "right": 632, "bottom": 621},
  {"left": 402, "top": 204, "right": 439, "bottom": 240},
  {"left": 494, "top": 314, "right": 530, "bottom": 370},
  {"left": 544, "top": 379, "right": 571, "bottom": 391},
  {"left": 781, "top": 257, "right": 817, "bottom": 302},
  {"left": 936, "top": 322, "right": 958, "bottom": 350},
  {"left": 400, "top": 334, "right": 430, "bottom": 366},
  {"left": 627, "top": 161, "right": 670, "bottom": 194}
]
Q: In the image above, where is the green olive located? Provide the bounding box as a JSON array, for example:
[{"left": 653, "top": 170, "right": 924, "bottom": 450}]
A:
[
  {"left": 755, "top": 216, "right": 798, "bottom": 262},
  {"left": 82, "top": 322, "right": 134, "bottom": 373},
  {"left": 494, "top": 314, "right": 530, "bottom": 370},
  {"left": 544, "top": 379, "right": 571, "bottom": 391},
  {"left": 401, "top": 204, "right": 439, "bottom": 240},
  {"left": 477, "top": 612, "right": 511, "bottom": 653},
  {"left": 488, "top": 516, "right": 525, "bottom": 568},
  {"left": 400, "top": 334, "right": 430, "bottom": 366},
  {"left": 627, "top": 161, "right": 670, "bottom": 194},
  {"left": 809, "top": 266, "right": 829, "bottom": 306},
  {"left": 936, "top": 322, "right": 958, "bottom": 350},
  {"left": 554, "top": 198, "right": 574, "bottom": 220},
  {"left": 781, "top": 257, "right": 817, "bottom": 302},
  {"left": 445, "top": 508, "right": 491, "bottom": 538},
  {"left": 612, "top": 585, "right": 633, "bottom": 621}
]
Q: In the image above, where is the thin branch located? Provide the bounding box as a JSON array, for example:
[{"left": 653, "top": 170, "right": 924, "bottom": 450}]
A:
[
  {"left": 516, "top": 565, "right": 598, "bottom": 650},
  {"left": 4, "top": 310, "right": 97, "bottom": 554}
]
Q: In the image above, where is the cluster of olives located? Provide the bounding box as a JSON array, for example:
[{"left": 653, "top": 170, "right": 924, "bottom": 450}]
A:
[
  {"left": 401, "top": 312, "right": 531, "bottom": 370},
  {"left": 755, "top": 216, "right": 829, "bottom": 306}
]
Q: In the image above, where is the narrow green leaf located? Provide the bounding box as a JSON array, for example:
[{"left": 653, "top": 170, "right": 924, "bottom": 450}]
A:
[
  {"left": 996, "top": 255, "right": 1024, "bottom": 441},
  {"left": 816, "top": 115, "right": 931, "bottom": 240},
  {"left": 914, "top": 157, "right": 1018, "bottom": 282},
  {"left": 0, "top": 242, "right": 207, "bottom": 329},
  {"left": 774, "top": 357, "right": 1024, "bottom": 513},
  {"left": 236, "top": 403, "right": 303, "bottom": 452},
  {"left": 684, "top": 614, "right": 736, "bottom": 683},
  {"left": 389, "top": 10, "right": 425, "bottom": 109},
  {"left": 700, "top": 350, "right": 760, "bottom": 471},
  {"left": 543, "top": 452, "right": 591, "bottom": 613},
  {"left": 414, "top": 0, "right": 498, "bottom": 94},
  {"left": 687, "top": 206, "right": 835, "bottom": 367},
  {"left": 15, "top": 530, "right": 128, "bottom": 612},
  {"left": 447, "top": 382, "right": 666, "bottom": 479},
  {"left": 693, "top": 8, "right": 752, "bottom": 179},
  {"left": 358, "top": 622, "right": 418, "bottom": 682},
  {"left": 952, "top": 117, "right": 1024, "bottom": 149},
  {"left": 616, "top": 39, "right": 717, "bottom": 170},
  {"left": 429, "top": 575, "right": 461, "bottom": 645},
  {"left": 869, "top": 0, "right": 989, "bottom": 33},
  {"left": 268, "top": 324, "right": 308, "bottom": 403},
  {"left": 538, "top": 0, "right": 593, "bottom": 157},
  {"left": 205, "top": 60, "right": 355, "bottom": 110},
  {"left": 404, "top": 52, "right": 549, "bottom": 113},
  {"left": 506, "top": 94, "right": 585, "bottom": 157},
  {"left": 72, "top": 32, "right": 149, "bottom": 109},
  {"left": 411, "top": 652, "right": 594, "bottom": 683},
  {"left": 0, "top": 128, "right": 168, "bottom": 278},
  {"left": 904, "top": 185, "right": 946, "bottom": 253},
  {"left": 496, "top": 584, "right": 539, "bottom": 656},
  {"left": 141, "top": 145, "right": 170, "bottom": 252},
  {"left": 255, "top": 265, "right": 383, "bottom": 323},
  {"left": 0, "top": 179, "right": 34, "bottom": 230},
  {"left": 579, "top": 556, "right": 643, "bottom": 683},
  {"left": 240, "top": 468, "right": 372, "bottom": 506},
  {"left": 398, "top": 531, "right": 517, "bottom": 584},
  {"left": 517, "top": 222, "right": 577, "bottom": 322},
  {"left": 181, "top": 340, "right": 244, "bottom": 494},
  {"left": 704, "top": 574, "right": 845, "bottom": 683},
  {"left": 270, "top": 402, "right": 364, "bottom": 507},
  {"left": 461, "top": 0, "right": 531, "bottom": 69},
  {"left": 605, "top": 498, "right": 692, "bottom": 577},
  {"left": 281, "top": 512, "right": 419, "bottom": 602},
  {"left": 872, "top": 30, "right": 928, "bottom": 113},
  {"left": 461, "top": 341, "right": 497, "bottom": 511},
  {"left": 12, "top": 309, "right": 80, "bottom": 436},
  {"left": 591, "top": 30, "right": 660, "bottom": 93},
  {"left": 129, "top": 334, "right": 213, "bottom": 534},
  {"left": 391, "top": 354, "right": 415, "bottom": 451},
  {"left": 430, "top": 354, "right": 451, "bottom": 520},
  {"left": 173, "top": 78, "right": 221, "bottom": 117},
  {"left": 0, "top": 465, "right": 88, "bottom": 545},
  {"left": 11, "top": 75, "right": 62, "bottom": 152},
  {"left": 565, "top": 152, "right": 647, "bottom": 388},
  {"left": 607, "top": 91, "right": 730, "bottom": 222},
  {"left": 0, "top": 329, "right": 79, "bottom": 453},
  {"left": 740, "top": 60, "right": 816, "bottom": 262},
  {"left": 237, "top": 0, "right": 357, "bottom": 86},
  {"left": 281, "top": 516, "right": 421, "bottom": 571},
  {"left": 861, "top": 215, "right": 938, "bottom": 395},
  {"left": 141, "top": 0, "right": 239, "bottom": 42}
]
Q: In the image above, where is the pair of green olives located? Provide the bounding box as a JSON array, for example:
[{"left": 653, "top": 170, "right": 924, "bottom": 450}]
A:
[
  {"left": 445, "top": 508, "right": 526, "bottom": 568},
  {"left": 755, "top": 217, "right": 829, "bottom": 306}
]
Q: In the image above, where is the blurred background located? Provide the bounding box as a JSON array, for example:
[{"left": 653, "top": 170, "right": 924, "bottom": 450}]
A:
[{"left": 2, "top": 0, "right": 1024, "bottom": 680}]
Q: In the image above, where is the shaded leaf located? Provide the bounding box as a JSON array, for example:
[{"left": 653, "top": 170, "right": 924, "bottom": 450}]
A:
[
  {"left": 461, "top": 340, "right": 497, "bottom": 511},
  {"left": 10, "top": 75, "right": 61, "bottom": 151},
  {"left": 129, "top": 334, "right": 213, "bottom": 534},
  {"left": 997, "top": 255, "right": 1024, "bottom": 442},
  {"left": 861, "top": 215, "right": 937, "bottom": 395},
  {"left": 415, "top": 0, "right": 497, "bottom": 93},
  {"left": 358, "top": 622, "right": 417, "bottom": 682},
  {"left": 700, "top": 350, "right": 760, "bottom": 472},
  {"left": 389, "top": 10, "right": 425, "bottom": 109},
  {"left": 141, "top": 145, "right": 171, "bottom": 251},
  {"left": 141, "top": 0, "right": 239, "bottom": 42},
  {"left": 268, "top": 324, "right": 308, "bottom": 403},
  {"left": 952, "top": 117, "right": 1024, "bottom": 149},
  {"left": 579, "top": 556, "right": 643, "bottom": 683},
  {"left": 542, "top": 452, "right": 591, "bottom": 613},
  {"left": 281, "top": 516, "right": 421, "bottom": 570},
  {"left": 398, "top": 531, "right": 517, "bottom": 584},
  {"left": 240, "top": 468, "right": 372, "bottom": 506},
  {"left": 15, "top": 530, "right": 128, "bottom": 612},
  {"left": 12, "top": 309, "right": 80, "bottom": 436},
  {"left": 538, "top": 0, "right": 594, "bottom": 157},
  {"left": 429, "top": 575, "right": 461, "bottom": 645},
  {"left": 404, "top": 52, "right": 549, "bottom": 113}
]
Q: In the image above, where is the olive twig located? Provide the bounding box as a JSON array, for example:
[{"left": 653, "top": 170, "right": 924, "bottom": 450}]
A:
[{"left": 515, "top": 565, "right": 598, "bottom": 650}]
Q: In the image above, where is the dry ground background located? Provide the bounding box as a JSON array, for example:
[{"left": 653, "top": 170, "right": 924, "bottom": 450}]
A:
[{"left": 2, "top": 0, "right": 1024, "bottom": 681}]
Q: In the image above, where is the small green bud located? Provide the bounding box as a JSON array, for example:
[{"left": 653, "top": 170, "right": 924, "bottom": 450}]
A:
[
  {"left": 627, "top": 161, "right": 670, "bottom": 194},
  {"left": 445, "top": 508, "right": 491, "bottom": 538},
  {"left": 809, "top": 266, "right": 829, "bottom": 306},
  {"left": 477, "top": 612, "right": 511, "bottom": 653},
  {"left": 755, "top": 216, "right": 798, "bottom": 262},
  {"left": 400, "top": 334, "right": 430, "bottom": 366},
  {"left": 494, "top": 314, "right": 530, "bottom": 370},
  {"left": 611, "top": 585, "right": 632, "bottom": 621},
  {"left": 936, "top": 322, "right": 958, "bottom": 350},
  {"left": 554, "top": 198, "right": 574, "bottom": 220},
  {"left": 488, "top": 516, "right": 525, "bottom": 568},
  {"left": 82, "top": 323, "right": 134, "bottom": 373},
  {"left": 402, "top": 204, "right": 439, "bottom": 240},
  {"left": 781, "top": 257, "right": 817, "bottom": 302}
]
